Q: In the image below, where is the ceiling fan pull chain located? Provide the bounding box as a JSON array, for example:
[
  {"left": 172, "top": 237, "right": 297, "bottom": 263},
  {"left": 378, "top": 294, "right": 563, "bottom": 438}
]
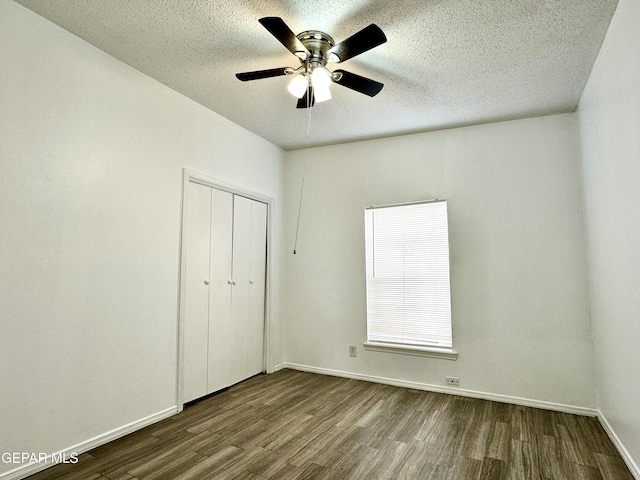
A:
[
  {"left": 293, "top": 89, "right": 313, "bottom": 255},
  {"left": 307, "top": 90, "right": 313, "bottom": 144},
  {"left": 293, "top": 159, "right": 307, "bottom": 255}
]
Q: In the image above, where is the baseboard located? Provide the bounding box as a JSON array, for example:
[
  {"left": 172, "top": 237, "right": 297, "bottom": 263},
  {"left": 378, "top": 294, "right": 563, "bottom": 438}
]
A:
[
  {"left": 597, "top": 412, "right": 640, "bottom": 479},
  {"left": 272, "top": 362, "right": 288, "bottom": 372},
  {"left": 0, "top": 407, "right": 177, "bottom": 480},
  {"left": 280, "top": 362, "right": 598, "bottom": 417}
]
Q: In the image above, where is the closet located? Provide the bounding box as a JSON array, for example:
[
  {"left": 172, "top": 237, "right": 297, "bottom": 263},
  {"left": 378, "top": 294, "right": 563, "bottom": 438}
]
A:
[{"left": 183, "top": 180, "right": 267, "bottom": 403}]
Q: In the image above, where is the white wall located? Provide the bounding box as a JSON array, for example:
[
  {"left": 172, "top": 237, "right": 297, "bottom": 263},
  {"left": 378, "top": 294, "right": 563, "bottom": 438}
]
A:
[
  {"left": 282, "top": 114, "right": 595, "bottom": 409},
  {"left": 0, "top": 2, "right": 283, "bottom": 477},
  {"left": 577, "top": 0, "right": 640, "bottom": 473}
]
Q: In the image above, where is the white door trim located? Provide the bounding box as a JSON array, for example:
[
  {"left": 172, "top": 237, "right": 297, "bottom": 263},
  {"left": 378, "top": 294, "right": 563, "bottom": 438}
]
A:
[{"left": 177, "top": 168, "right": 275, "bottom": 411}]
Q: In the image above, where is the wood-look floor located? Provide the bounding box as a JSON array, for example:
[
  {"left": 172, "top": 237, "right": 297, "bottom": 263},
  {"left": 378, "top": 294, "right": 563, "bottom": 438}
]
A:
[{"left": 27, "top": 369, "right": 633, "bottom": 480}]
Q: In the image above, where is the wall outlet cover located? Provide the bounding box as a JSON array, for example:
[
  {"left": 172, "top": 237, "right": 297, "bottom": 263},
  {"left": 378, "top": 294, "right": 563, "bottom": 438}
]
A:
[{"left": 446, "top": 376, "right": 460, "bottom": 386}]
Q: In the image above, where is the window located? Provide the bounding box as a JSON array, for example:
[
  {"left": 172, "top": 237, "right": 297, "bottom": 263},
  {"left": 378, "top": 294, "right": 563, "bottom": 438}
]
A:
[{"left": 364, "top": 200, "right": 455, "bottom": 358}]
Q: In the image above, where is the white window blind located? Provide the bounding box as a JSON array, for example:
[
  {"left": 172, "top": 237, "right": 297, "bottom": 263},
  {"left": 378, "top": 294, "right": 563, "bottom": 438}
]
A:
[{"left": 365, "top": 200, "right": 452, "bottom": 349}]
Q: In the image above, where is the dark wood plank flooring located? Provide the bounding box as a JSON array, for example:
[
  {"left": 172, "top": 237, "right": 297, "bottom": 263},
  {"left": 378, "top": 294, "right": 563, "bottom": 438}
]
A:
[{"left": 27, "top": 369, "right": 633, "bottom": 479}]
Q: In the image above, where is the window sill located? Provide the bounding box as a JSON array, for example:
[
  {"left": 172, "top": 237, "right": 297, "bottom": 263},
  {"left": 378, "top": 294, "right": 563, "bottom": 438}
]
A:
[{"left": 363, "top": 342, "right": 458, "bottom": 360}]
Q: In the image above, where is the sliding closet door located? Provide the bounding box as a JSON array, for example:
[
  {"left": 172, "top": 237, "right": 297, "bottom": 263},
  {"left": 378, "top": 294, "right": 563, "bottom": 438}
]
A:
[
  {"left": 183, "top": 182, "right": 212, "bottom": 403},
  {"left": 207, "top": 188, "right": 234, "bottom": 394},
  {"left": 247, "top": 201, "right": 267, "bottom": 376}
]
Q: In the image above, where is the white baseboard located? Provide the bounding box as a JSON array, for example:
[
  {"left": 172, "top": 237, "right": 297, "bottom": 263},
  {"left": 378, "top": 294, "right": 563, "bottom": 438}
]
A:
[
  {"left": 597, "top": 412, "right": 640, "bottom": 479},
  {"left": 280, "top": 362, "right": 598, "bottom": 417},
  {"left": 272, "top": 362, "right": 288, "bottom": 372},
  {"left": 1, "top": 407, "right": 177, "bottom": 480}
]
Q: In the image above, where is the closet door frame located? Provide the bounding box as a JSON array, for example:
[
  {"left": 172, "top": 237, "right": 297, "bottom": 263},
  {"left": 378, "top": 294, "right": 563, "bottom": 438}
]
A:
[{"left": 177, "top": 168, "right": 274, "bottom": 411}]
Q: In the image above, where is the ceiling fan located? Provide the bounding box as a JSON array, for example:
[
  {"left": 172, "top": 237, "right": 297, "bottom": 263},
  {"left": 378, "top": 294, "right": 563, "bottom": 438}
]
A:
[{"left": 236, "top": 17, "right": 387, "bottom": 108}]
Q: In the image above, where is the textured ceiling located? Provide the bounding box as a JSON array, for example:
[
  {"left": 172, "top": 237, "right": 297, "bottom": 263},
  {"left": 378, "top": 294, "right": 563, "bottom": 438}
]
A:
[{"left": 15, "top": 0, "right": 618, "bottom": 150}]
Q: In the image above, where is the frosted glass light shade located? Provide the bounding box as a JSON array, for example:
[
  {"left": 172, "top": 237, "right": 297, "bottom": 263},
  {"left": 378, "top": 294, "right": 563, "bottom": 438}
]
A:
[
  {"left": 287, "top": 75, "right": 308, "bottom": 98},
  {"left": 311, "top": 66, "right": 332, "bottom": 89},
  {"left": 314, "top": 85, "right": 332, "bottom": 103}
]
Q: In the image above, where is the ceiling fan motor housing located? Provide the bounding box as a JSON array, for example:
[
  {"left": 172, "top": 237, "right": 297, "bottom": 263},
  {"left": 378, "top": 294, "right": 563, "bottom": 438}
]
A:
[{"left": 296, "top": 30, "right": 335, "bottom": 70}]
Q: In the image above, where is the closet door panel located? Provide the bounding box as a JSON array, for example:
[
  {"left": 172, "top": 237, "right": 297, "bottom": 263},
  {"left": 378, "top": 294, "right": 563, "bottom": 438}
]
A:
[
  {"left": 229, "top": 195, "right": 252, "bottom": 385},
  {"left": 183, "top": 182, "right": 212, "bottom": 403},
  {"left": 207, "top": 188, "right": 234, "bottom": 393},
  {"left": 247, "top": 200, "right": 267, "bottom": 376}
]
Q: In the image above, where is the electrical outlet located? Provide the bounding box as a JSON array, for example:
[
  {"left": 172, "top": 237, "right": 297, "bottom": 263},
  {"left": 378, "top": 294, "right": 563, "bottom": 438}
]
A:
[
  {"left": 349, "top": 345, "right": 357, "bottom": 357},
  {"left": 446, "top": 376, "right": 460, "bottom": 386}
]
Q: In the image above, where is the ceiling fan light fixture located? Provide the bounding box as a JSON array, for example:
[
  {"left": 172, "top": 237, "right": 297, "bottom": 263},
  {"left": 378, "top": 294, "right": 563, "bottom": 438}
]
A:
[{"left": 287, "top": 74, "right": 308, "bottom": 98}]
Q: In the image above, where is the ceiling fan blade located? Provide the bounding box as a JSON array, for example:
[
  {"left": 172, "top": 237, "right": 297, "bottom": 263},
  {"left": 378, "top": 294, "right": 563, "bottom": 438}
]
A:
[
  {"left": 327, "top": 24, "right": 387, "bottom": 63},
  {"left": 235, "top": 67, "right": 291, "bottom": 81},
  {"left": 296, "top": 87, "right": 315, "bottom": 108},
  {"left": 259, "top": 17, "right": 309, "bottom": 58},
  {"left": 332, "top": 69, "right": 384, "bottom": 97}
]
